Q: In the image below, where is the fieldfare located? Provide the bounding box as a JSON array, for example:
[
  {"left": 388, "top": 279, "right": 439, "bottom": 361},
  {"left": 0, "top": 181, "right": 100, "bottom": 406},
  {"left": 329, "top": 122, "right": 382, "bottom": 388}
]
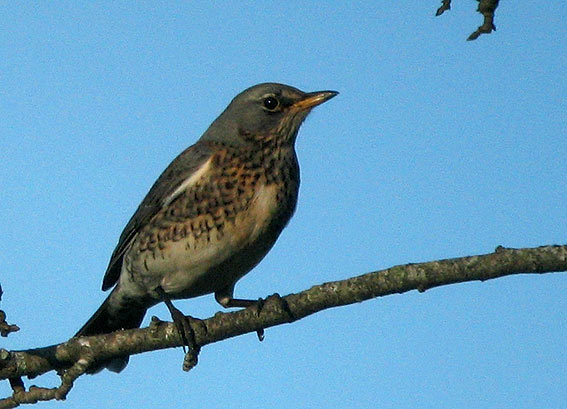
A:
[{"left": 76, "top": 83, "right": 338, "bottom": 371}]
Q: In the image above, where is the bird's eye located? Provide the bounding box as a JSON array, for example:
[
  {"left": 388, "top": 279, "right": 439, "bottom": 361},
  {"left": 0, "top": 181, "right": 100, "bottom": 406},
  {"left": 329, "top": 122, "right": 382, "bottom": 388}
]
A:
[{"left": 263, "top": 96, "right": 280, "bottom": 111}]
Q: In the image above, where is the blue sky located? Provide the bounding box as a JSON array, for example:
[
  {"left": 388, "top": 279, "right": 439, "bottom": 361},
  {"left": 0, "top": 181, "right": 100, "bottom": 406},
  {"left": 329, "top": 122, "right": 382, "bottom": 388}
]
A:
[{"left": 1, "top": 2, "right": 566, "bottom": 408}]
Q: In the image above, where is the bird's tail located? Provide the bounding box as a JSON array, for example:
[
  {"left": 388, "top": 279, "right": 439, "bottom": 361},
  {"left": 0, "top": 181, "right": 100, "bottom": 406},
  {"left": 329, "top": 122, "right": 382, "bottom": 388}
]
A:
[{"left": 75, "top": 288, "right": 148, "bottom": 373}]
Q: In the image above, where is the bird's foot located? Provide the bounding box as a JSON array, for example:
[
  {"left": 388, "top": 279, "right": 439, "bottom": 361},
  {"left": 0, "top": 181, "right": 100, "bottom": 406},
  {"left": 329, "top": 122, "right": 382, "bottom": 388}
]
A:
[
  {"left": 216, "top": 294, "right": 267, "bottom": 341},
  {"left": 267, "top": 293, "right": 296, "bottom": 322},
  {"left": 183, "top": 345, "right": 200, "bottom": 372},
  {"left": 155, "top": 287, "right": 205, "bottom": 371},
  {"left": 169, "top": 310, "right": 205, "bottom": 372},
  {"left": 168, "top": 305, "right": 196, "bottom": 352},
  {"left": 251, "top": 294, "right": 296, "bottom": 341},
  {"left": 216, "top": 293, "right": 294, "bottom": 342}
]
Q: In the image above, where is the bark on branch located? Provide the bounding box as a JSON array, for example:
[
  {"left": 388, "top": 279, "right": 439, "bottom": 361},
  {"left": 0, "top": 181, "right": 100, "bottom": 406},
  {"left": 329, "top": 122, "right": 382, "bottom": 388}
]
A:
[{"left": 0, "top": 244, "right": 566, "bottom": 407}]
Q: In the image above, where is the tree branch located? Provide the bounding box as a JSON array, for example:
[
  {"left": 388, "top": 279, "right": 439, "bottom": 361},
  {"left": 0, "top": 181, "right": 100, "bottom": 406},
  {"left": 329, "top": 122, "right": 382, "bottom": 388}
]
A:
[
  {"left": 0, "top": 244, "right": 565, "bottom": 407},
  {"left": 435, "top": 0, "right": 500, "bottom": 41},
  {"left": 0, "top": 286, "right": 20, "bottom": 338}
]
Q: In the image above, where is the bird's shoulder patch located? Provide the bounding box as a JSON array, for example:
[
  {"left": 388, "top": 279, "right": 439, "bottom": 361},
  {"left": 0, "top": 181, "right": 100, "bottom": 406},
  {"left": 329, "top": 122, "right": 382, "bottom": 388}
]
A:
[{"left": 162, "top": 157, "right": 213, "bottom": 207}]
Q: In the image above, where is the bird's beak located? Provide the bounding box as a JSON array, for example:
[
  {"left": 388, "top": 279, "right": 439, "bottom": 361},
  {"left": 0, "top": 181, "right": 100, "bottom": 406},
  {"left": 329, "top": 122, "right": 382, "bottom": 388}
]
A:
[{"left": 291, "top": 90, "right": 339, "bottom": 111}]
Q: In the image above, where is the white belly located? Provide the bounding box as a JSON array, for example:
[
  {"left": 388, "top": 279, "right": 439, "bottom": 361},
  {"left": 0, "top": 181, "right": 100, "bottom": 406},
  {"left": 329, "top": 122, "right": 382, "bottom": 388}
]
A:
[{"left": 122, "top": 183, "right": 281, "bottom": 299}]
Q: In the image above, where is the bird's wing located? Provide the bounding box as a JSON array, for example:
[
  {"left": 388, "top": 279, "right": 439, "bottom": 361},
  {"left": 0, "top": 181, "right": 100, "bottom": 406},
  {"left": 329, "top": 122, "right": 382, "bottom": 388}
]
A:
[{"left": 101, "top": 142, "right": 214, "bottom": 291}]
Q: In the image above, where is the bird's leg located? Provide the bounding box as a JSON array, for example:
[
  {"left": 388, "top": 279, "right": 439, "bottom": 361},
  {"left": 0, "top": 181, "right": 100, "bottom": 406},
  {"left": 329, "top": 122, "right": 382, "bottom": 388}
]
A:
[
  {"left": 155, "top": 287, "right": 202, "bottom": 356},
  {"left": 215, "top": 291, "right": 294, "bottom": 319},
  {"left": 268, "top": 293, "right": 296, "bottom": 322},
  {"left": 215, "top": 289, "right": 265, "bottom": 340},
  {"left": 215, "top": 287, "right": 295, "bottom": 341},
  {"left": 215, "top": 289, "right": 265, "bottom": 313},
  {"left": 219, "top": 297, "right": 264, "bottom": 309}
]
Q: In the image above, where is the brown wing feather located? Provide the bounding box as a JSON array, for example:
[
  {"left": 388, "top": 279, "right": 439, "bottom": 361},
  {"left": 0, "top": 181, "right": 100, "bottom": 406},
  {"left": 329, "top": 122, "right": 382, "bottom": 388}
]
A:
[{"left": 101, "top": 142, "right": 214, "bottom": 291}]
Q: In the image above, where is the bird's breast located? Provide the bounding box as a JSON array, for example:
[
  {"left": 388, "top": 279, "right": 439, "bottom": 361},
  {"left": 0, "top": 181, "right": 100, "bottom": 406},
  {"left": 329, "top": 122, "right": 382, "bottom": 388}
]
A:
[{"left": 124, "top": 152, "right": 299, "bottom": 298}]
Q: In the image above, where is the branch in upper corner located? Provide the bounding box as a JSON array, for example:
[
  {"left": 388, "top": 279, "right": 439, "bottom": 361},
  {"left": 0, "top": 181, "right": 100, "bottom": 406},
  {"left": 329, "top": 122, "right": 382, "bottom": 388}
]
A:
[
  {"left": 0, "top": 244, "right": 566, "bottom": 406},
  {"left": 467, "top": 0, "right": 500, "bottom": 41},
  {"left": 435, "top": 0, "right": 500, "bottom": 41},
  {"left": 436, "top": 0, "right": 452, "bottom": 16}
]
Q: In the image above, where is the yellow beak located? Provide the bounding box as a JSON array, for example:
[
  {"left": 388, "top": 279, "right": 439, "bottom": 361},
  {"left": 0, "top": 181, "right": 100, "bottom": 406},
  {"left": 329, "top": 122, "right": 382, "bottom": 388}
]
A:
[{"left": 291, "top": 90, "right": 339, "bottom": 111}]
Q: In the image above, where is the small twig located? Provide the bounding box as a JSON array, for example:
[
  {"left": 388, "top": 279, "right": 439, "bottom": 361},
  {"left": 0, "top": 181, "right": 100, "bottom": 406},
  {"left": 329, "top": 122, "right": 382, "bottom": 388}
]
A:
[
  {"left": 467, "top": 0, "right": 500, "bottom": 41},
  {"left": 436, "top": 0, "right": 452, "bottom": 16},
  {"left": 0, "top": 286, "right": 20, "bottom": 338},
  {"left": 435, "top": 0, "right": 500, "bottom": 40},
  {"left": 1, "top": 385, "right": 59, "bottom": 409},
  {"left": 0, "top": 312, "right": 20, "bottom": 338},
  {"left": 0, "top": 349, "right": 95, "bottom": 408},
  {"left": 55, "top": 354, "right": 93, "bottom": 400}
]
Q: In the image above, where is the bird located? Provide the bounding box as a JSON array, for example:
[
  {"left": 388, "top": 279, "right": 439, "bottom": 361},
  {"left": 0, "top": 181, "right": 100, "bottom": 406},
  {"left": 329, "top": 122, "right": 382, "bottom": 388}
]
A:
[{"left": 75, "top": 83, "right": 338, "bottom": 372}]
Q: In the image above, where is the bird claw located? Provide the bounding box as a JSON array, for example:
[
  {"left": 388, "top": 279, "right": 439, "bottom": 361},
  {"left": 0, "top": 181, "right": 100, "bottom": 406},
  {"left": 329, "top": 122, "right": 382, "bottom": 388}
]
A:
[
  {"left": 268, "top": 293, "right": 296, "bottom": 322},
  {"left": 183, "top": 344, "right": 201, "bottom": 372},
  {"left": 155, "top": 286, "right": 203, "bottom": 364},
  {"left": 251, "top": 294, "right": 293, "bottom": 341},
  {"left": 171, "top": 312, "right": 205, "bottom": 372},
  {"left": 169, "top": 309, "right": 200, "bottom": 355},
  {"left": 254, "top": 297, "right": 265, "bottom": 317}
]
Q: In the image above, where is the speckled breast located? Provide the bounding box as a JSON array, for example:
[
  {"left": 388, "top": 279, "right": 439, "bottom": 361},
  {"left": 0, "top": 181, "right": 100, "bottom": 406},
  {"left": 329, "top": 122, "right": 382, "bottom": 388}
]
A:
[{"left": 124, "top": 144, "right": 300, "bottom": 299}]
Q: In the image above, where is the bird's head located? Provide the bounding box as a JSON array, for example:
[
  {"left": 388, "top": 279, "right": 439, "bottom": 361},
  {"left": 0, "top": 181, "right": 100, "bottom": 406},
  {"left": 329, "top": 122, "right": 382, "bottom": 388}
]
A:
[{"left": 202, "top": 83, "right": 338, "bottom": 148}]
